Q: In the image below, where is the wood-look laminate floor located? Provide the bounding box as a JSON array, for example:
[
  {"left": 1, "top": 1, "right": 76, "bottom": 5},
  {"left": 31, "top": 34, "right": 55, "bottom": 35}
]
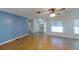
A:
[{"left": 0, "top": 33, "right": 79, "bottom": 50}]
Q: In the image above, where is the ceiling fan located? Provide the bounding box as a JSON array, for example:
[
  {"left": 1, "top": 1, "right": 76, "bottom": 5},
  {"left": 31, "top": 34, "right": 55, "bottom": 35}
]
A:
[{"left": 36, "top": 8, "right": 66, "bottom": 17}]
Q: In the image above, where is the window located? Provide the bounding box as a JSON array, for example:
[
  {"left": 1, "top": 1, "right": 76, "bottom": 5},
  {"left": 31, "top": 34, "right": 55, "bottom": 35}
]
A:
[
  {"left": 51, "top": 21, "right": 63, "bottom": 33},
  {"left": 74, "top": 20, "right": 79, "bottom": 34}
]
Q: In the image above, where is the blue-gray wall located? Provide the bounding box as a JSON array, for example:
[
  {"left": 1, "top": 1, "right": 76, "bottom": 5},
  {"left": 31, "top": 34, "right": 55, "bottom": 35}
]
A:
[{"left": 0, "top": 11, "right": 29, "bottom": 43}]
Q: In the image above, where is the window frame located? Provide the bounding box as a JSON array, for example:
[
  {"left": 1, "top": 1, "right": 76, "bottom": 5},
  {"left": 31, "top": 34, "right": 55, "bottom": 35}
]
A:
[
  {"left": 74, "top": 19, "right": 79, "bottom": 34},
  {"left": 51, "top": 21, "right": 63, "bottom": 33}
]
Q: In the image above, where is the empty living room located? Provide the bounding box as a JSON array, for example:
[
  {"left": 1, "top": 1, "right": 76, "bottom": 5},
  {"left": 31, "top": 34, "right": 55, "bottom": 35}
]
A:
[{"left": 0, "top": 8, "right": 79, "bottom": 50}]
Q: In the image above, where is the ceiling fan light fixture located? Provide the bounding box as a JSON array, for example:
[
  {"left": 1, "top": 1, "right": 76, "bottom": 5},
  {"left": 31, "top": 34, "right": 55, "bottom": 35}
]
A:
[{"left": 50, "top": 13, "right": 56, "bottom": 17}]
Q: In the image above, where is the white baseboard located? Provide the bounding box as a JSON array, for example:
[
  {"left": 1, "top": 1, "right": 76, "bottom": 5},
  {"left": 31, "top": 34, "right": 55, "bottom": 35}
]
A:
[
  {"left": 46, "top": 33, "right": 79, "bottom": 39},
  {"left": 0, "top": 33, "right": 29, "bottom": 45}
]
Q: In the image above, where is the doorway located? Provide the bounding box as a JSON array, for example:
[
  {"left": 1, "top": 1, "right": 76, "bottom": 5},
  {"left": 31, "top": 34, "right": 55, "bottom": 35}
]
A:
[
  {"left": 39, "top": 21, "right": 46, "bottom": 33},
  {"left": 33, "top": 18, "right": 46, "bottom": 33}
]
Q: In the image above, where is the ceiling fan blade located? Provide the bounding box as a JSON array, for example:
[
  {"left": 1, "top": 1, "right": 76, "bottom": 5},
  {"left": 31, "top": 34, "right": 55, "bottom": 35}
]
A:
[
  {"left": 40, "top": 11, "right": 50, "bottom": 15},
  {"left": 56, "top": 13, "right": 61, "bottom": 15},
  {"left": 56, "top": 8, "right": 65, "bottom": 11}
]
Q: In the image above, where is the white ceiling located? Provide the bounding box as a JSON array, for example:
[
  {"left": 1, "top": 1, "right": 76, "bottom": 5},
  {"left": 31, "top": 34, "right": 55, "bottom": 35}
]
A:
[
  {"left": 0, "top": 8, "right": 48, "bottom": 19},
  {"left": 0, "top": 8, "right": 79, "bottom": 19}
]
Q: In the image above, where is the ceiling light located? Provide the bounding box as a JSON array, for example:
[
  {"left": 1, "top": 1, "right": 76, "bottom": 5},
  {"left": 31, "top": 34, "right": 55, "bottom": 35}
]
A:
[{"left": 50, "top": 13, "right": 56, "bottom": 17}]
